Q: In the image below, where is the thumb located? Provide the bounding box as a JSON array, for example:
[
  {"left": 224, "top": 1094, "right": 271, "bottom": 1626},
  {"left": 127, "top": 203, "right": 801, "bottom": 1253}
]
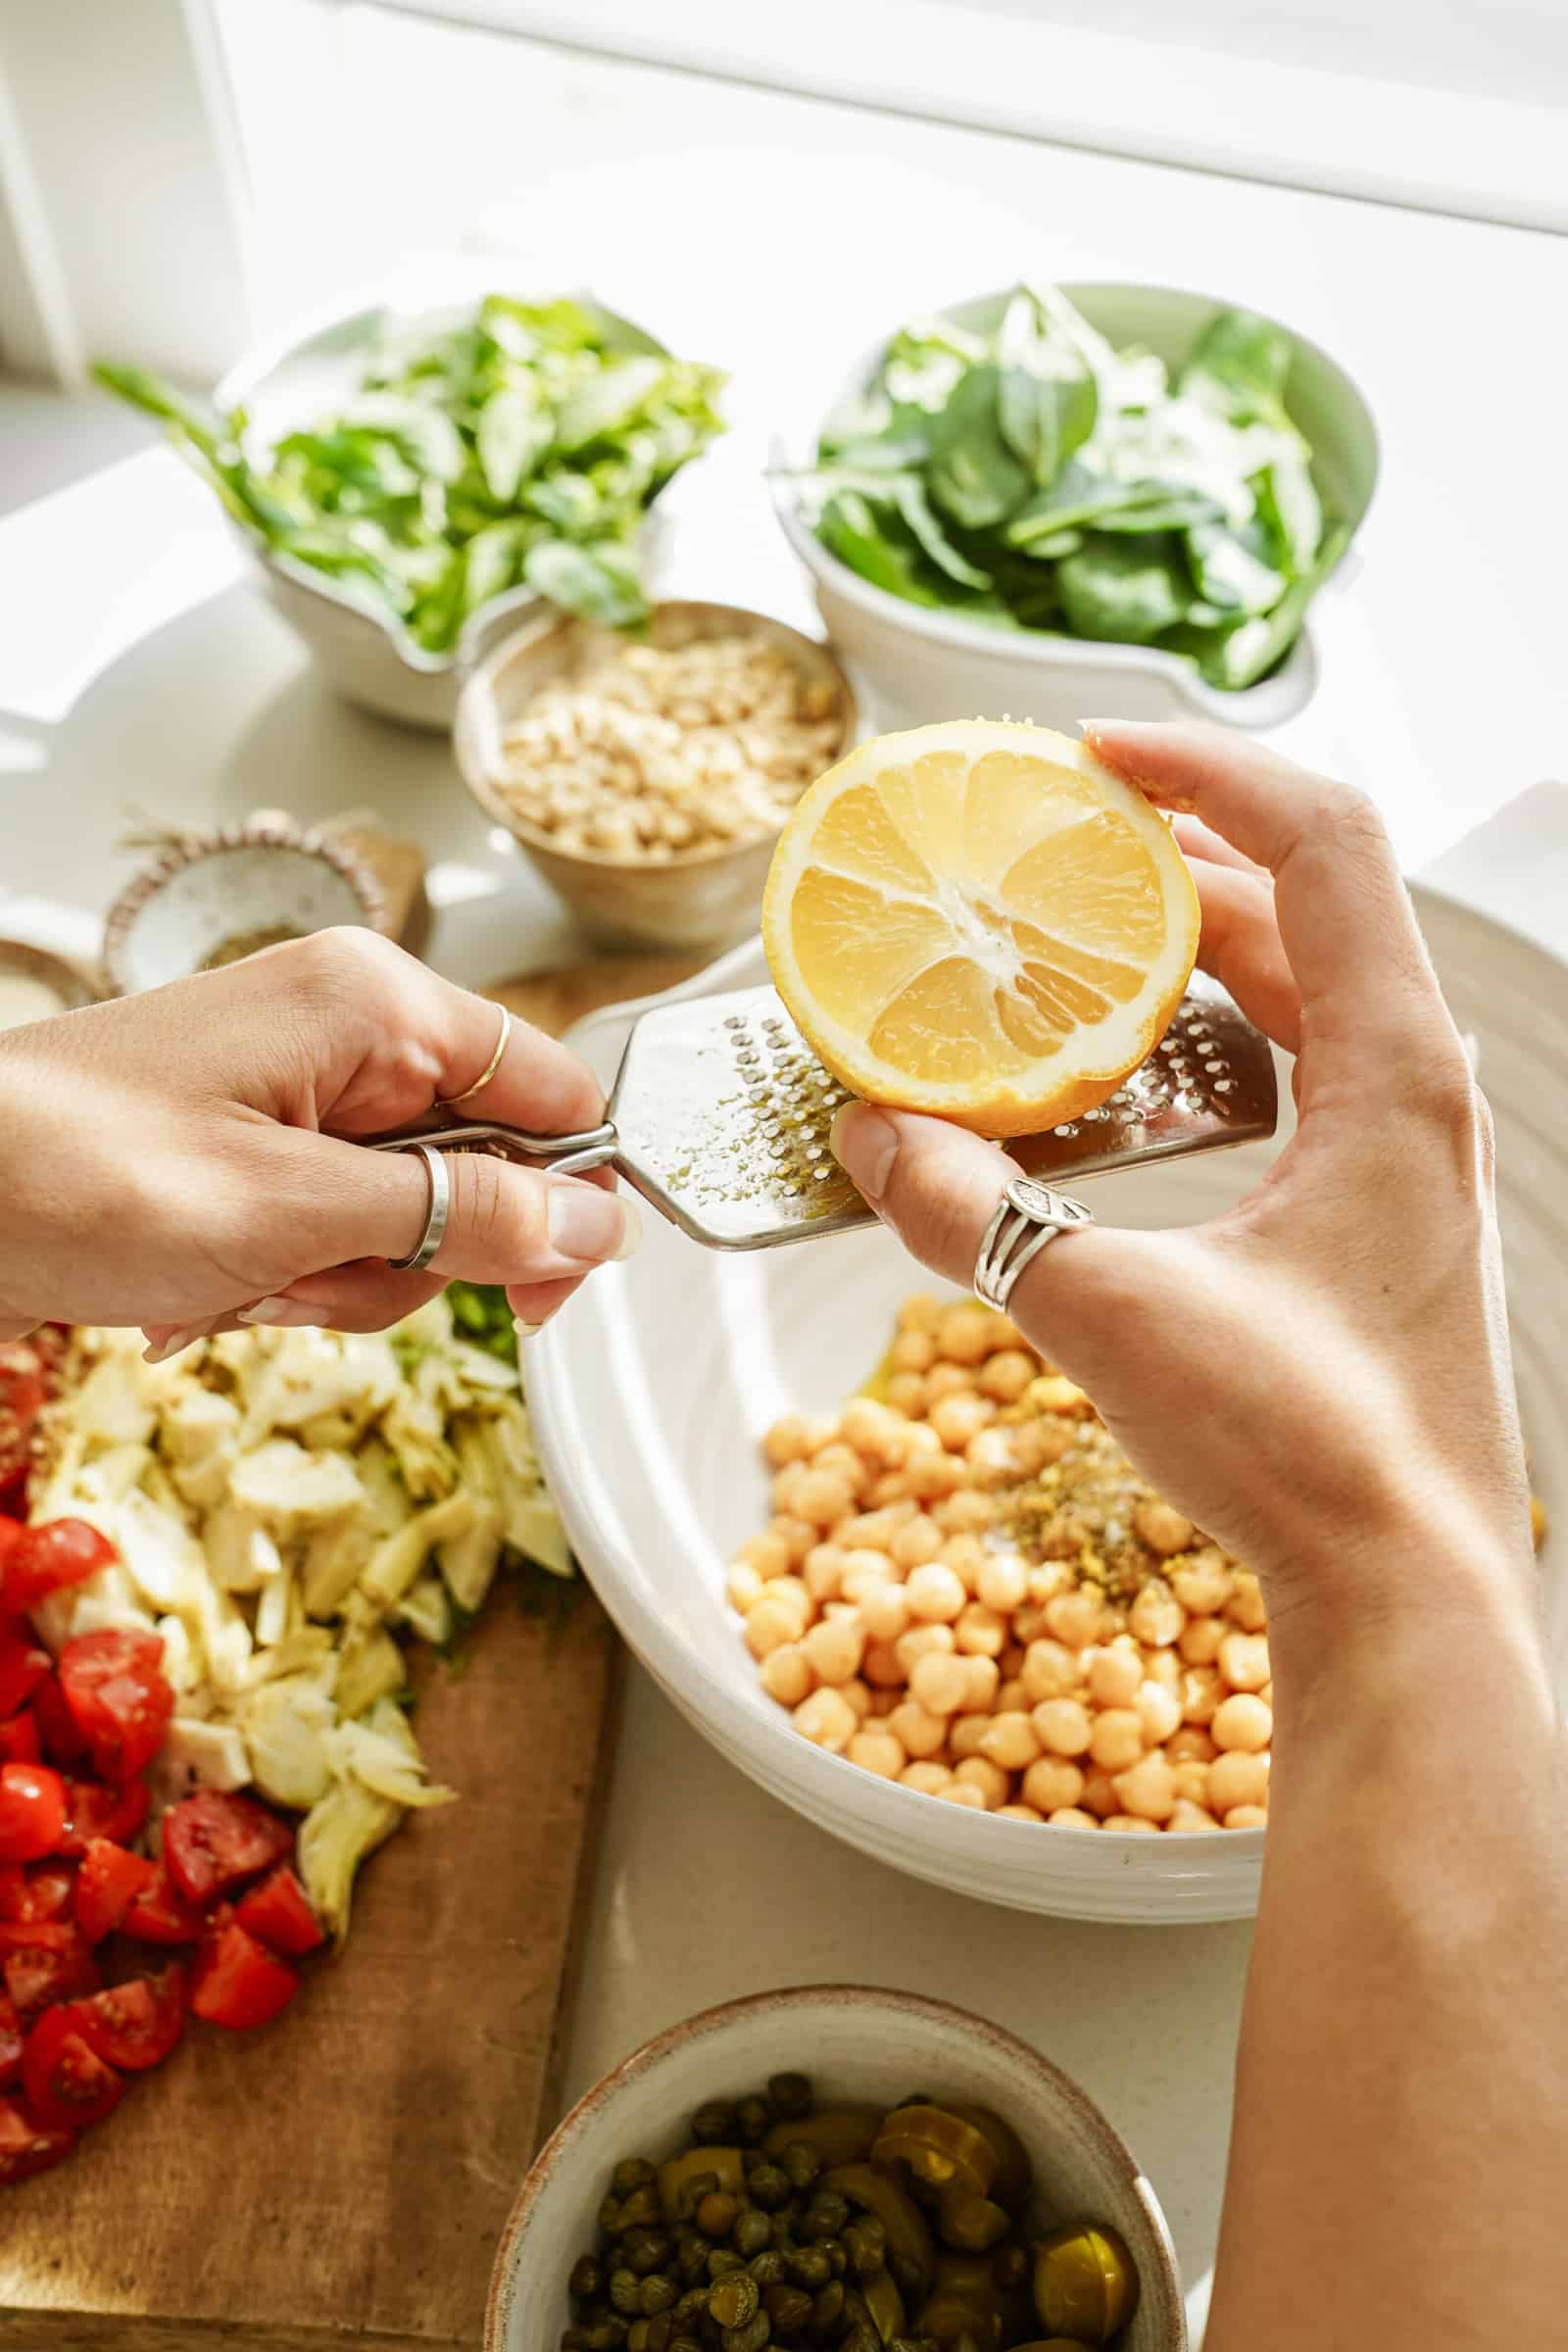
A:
[{"left": 829, "top": 1102, "right": 1161, "bottom": 1401}]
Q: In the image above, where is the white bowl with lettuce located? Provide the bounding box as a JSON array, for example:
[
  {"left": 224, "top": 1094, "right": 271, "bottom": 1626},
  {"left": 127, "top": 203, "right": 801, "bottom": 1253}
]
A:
[
  {"left": 99, "top": 281, "right": 725, "bottom": 730},
  {"left": 773, "top": 282, "right": 1378, "bottom": 732}
]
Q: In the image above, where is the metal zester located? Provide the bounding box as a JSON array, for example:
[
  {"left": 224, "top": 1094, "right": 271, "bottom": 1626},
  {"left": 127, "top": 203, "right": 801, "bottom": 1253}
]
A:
[{"left": 369, "top": 970, "right": 1277, "bottom": 1250}]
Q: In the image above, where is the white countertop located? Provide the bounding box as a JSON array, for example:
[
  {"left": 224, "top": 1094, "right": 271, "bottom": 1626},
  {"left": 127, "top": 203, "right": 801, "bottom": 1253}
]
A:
[{"left": 1, "top": 144, "right": 1565, "bottom": 2335}]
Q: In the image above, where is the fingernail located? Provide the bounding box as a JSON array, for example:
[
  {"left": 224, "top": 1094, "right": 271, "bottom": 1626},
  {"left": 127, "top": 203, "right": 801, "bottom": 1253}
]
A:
[
  {"left": 547, "top": 1184, "right": 641, "bottom": 1266},
  {"left": 514, "top": 1315, "right": 549, "bottom": 1343},
  {"left": 237, "top": 1297, "right": 322, "bottom": 1328},
  {"left": 830, "top": 1102, "right": 900, "bottom": 1200},
  {"left": 142, "top": 1324, "right": 207, "bottom": 1365}
]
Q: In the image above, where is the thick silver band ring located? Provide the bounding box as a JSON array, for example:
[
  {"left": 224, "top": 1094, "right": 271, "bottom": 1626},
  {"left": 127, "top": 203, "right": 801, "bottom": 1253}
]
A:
[
  {"left": 973, "top": 1176, "right": 1094, "bottom": 1311},
  {"left": 387, "top": 1142, "right": 451, "bottom": 1273},
  {"left": 439, "top": 1005, "right": 512, "bottom": 1106}
]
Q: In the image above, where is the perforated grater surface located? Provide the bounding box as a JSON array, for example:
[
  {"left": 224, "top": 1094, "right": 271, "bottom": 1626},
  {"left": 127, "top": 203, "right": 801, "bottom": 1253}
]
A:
[{"left": 370, "top": 969, "right": 1277, "bottom": 1250}]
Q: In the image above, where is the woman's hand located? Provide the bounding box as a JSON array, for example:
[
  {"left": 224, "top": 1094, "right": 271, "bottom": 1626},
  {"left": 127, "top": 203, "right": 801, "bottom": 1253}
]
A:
[
  {"left": 0, "top": 926, "right": 637, "bottom": 1351},
  {"left": 830, "top": 721, "right": 1537, "bottom": 1646}
]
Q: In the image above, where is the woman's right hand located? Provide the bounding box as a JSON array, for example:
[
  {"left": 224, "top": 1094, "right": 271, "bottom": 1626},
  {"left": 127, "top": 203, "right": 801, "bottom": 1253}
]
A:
[{"left": 830, "top": 721, "right": 1540, "bottom": 1655}]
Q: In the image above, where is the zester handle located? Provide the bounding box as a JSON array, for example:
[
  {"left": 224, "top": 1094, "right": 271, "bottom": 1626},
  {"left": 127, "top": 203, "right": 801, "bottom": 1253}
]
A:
[{"left": 367, "top": 1118, "right": 621, "bottom": 1180}]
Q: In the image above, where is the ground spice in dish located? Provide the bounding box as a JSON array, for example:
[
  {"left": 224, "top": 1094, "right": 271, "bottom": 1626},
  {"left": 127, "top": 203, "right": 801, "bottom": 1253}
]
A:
[{"left": 197, "top": 924, "right": 304, "bottom": 971}]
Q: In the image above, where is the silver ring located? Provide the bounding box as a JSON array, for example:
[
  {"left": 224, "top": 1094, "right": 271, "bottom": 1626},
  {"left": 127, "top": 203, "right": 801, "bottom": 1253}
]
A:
[
  {"left": 387, "top": 1142, "right": 451, "bottom": 1273},
  {"left": 439, "top": 1005, "right": 512, "bottom": 1106},
  {"left": 973, "top": 1176, "right": 1093, "bottom": 1311}
]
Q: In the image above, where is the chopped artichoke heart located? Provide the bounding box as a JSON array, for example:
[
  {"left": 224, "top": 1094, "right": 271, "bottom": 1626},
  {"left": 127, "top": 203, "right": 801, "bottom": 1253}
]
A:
[
  {"left": 161, "top": 1385, "right": 241, "bottom": 1462},
  {"left": 298, "top": 1775, "right": 400, "bottom": 1941},
  {"left": 146, "top": 1716, "right": 252, "bottom": 1807},
  {"left": 244, "top": 1677, "right": 338, "bottom": 1810},
  {"left": 328, "top": 1718, "right": 455, "bottom": 1810},
  {"left": 229, "top": 1437, "right": 368, "bottom": 1533},
  {"left": 332, "top": 1627, "right": 406, "bottom": 1719},
  {"left": 302, "top": 1511, "right": 377, "bottom": 1620},
  {"left": 202, "top": 1500, "right": 283, "bottom": 1594},
  {"left": 68, "top": 1352, "right": 158, "bottom": 1447},
  {"left": 437, "top": 1497, "right": 505, "bottom": 1614},
  {"left": 360, "top": 1493, "right": 475, "bottom": 1608},
  {"left": 396, "top": 1571, "right": 453, "bottom": 1646},
  {"left": 382, "top": 1381, "right": 459, "bottom": 1500}
]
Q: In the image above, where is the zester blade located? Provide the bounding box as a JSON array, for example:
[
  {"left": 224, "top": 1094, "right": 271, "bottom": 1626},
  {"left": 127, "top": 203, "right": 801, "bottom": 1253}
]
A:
[{"left": 607, "top": 969, "right": 1278, "bottom": 1250}]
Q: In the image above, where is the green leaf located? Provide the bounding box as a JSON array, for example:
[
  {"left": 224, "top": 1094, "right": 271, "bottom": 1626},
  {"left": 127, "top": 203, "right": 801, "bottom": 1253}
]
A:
[
  {"left": 816, "top": 491, "right": 946, "bottom": 606},
  {"left": 340, "top": 393, "right": 465, "bottom": 482},
  {"left": 1179, "top": 309, "right": 1294, "bottom": 427},
  {"left": 462, "top": 520, "right": 529, "bottom": 615},
  {"left": 1185, "top": 520, "right": 1288, "bottom": 615},
  {"left": 1195, "top": 522, "right": 1350, "bottom": 690},
  {"left": 475, "top": 384, "right": 552, "bottom": 501},
  {"left": 523, "top": 536, "right": 647, "bottom": 626},
  {"left": 1056, "top": 534, "right": 1192, "bottom": 644},
  {"left": 926, "top": 366, "right": 1031, "bottom": 530},
  {"left": 889, "top": 477, "right": 993, "bottom": 589},
  {"left": 555, "top": 357, "right": 667, "bottom": 453},
  {"left": 1254, "top": 448, "right": 1322, "bottom": 572},
  {"left": 995, "top": 288, "right": 1098, "bottom": 489}
]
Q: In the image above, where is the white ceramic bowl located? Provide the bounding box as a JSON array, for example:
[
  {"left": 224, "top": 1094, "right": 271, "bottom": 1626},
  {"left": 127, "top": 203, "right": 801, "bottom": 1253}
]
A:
[
  {"left": 772, "top": 283, "right": 1379, "bottom": 734},
  {"left": 525, "top": 891, "right": 1564, "bottom": 1924},
  {"left": 213, "top": 270, "right": 676, "bottom": 731},
  {"left": 102, "top": 821, "right": 383, "bottom": 995},
  {"left": 486, "top": 1985, "right": 1186, "bottom": 2352}
]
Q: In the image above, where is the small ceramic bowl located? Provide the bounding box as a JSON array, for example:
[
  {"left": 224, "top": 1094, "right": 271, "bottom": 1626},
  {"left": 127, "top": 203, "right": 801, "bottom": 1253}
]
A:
[
  {"left": 486, "top": 1986, "right": 1186, "bottom": 2352},
  {"left": 102, "top": 821, "right": 385, "bottom": 996},
  {"left": 0, "top": 939, "right": 99, "bottom": 1031},
  {"left": 456, "top": 601, "right": 858, "bottom": 953}
]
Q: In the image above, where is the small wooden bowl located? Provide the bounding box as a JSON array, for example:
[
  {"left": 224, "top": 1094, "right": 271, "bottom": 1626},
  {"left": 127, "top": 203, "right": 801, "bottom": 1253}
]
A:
[
  {"left": 102, "top": 821, "right": 385, "bottom": 996},
  {"left": 455, "top": 601, "right": 858, "bottom": 953}
]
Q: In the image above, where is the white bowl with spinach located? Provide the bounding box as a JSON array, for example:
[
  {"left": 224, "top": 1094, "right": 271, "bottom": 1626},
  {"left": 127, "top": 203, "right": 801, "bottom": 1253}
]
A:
[
  {"left": 774, "top": 282, "right": 1377, "bottom": 731},
  {"left": 101, "top": 280, "right": 725, "bottom": 730}
]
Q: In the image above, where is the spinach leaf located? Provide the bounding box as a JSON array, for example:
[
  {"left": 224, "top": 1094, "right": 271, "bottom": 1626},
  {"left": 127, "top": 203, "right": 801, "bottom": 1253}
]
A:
[
  {"left": 926, "top": 366, "right": 1031, "bottom": 530},
  {"left": 1179, "top": 308, "right": 1294, "bottom": 426},
  {"left": 1185, "top": 519, "right": 1288, "bottom": 615},
  {"left": 1195, "top": 522, "right": 1350, "bottom": 689},
  {"left": 817, "top": 490, "right": 947, "bottom": 605},
  {"left": 523, "top": 536, "right": 647, "bottom": 627},
  {"left": 1056, "top": 534, "right": 1192, "bottom": 644},
  {"left": 995, "top": 288, "right": 1098, "bottom": 489},
  {"left": 475, "top": 383, "right": 552, "bottom": 501},
  {"left": 890, "top": 477, "right": 994, "bottom": 589},
  {"left": 1254, "top": 447, "right": 1322, "bottom": 572}
]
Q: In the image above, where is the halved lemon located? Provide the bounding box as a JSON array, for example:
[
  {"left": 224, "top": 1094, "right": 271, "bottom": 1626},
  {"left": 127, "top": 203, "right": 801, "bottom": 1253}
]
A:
[{"left": 761, "top": 719, "right": 1200, "bottom": 1137}]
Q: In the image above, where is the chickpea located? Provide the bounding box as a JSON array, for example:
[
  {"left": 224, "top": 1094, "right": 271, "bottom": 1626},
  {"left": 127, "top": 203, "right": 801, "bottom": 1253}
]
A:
[
  {"left": 979, "top": 1348, "right": 1037, "bottom": 1402},
  {"left": 937, "top": 1301, "right": 997, "bottom": 1364},
  {"left": 760, "top": 1642, "right": 814, "bottom": 1706},
  {"left": 1021, "top": 1639, "right": 1080, "bottom": 1704},
  {"left": 770, "top": 1515, "right": 818, "bottom": 1566},
  {"left": 1227, "top": 1571, "right": 1268, "bottom": 1632},
  {"left": 909, "top": 1649, "right": 969, "bottom": 1716},
  {"left": 898, "top": 1292, "right": 942, "bottom": 1331},
  {"left": 979, "top": 1712, "right": 1042, "bottom": 1772},
  {"left": 737, "top": 1528, "right": 793, "bottom": 1580},
  {"left": 1170, "top": 1760, "right": 1213, "bottom": 1805},
  {"left": 900, "top": 1761, "right": 953, "bottom": 1796},
  {"left": 1128, "top": 1580, "right": 1186, "bottom": 1648},
  {"left": 842, "top": 1395, "right": 913, "bottom": 1462},
  {"left": 1079, "top": 1767, "right": 1119, "bottom": 1818},
  {"left": 1181, "top": 1664, "right": 1225, "bottom": 1726},
  {"left": 1224, "top": 1804, "right": 1269, "bottom": 1829},
  {"left": 956, "top": 1601, "right": 1006, "bottom": 1657},
  {"left": 862, "top": 1639, "right": 906, "bottom": 1688},
  {"left": 906, "top": 1449, "right": 966, "bottom": 1502},
  {"left": 804, "top": 1544, "right": 847, "bottom": 1603},
  {"left": 895, "top": 1623, "right": 956, "bottom": 1674},
  {"left": 889, "top": 1330, "right": 936, "bottom": 1374},
  {"left": 843, "top": 1679, "right": 873, "bottom": 1719},
  {"left": 955, "top": 1756, "right": 1009, "bottom": 1809},
  {"left": 1133, "top": 1497, "right": 1196, "bottom": 1556},
  {"left": 726, "top": 1561, "right": 764, "bottom": 1613},
  {"left": 847, "top": 1728, "right": 906, "bottom": 1779},
  {"left": 1033, "top": 1697, "right": 1093, "bottom": 1757},
  {"left": 905, "top": 1562, "right": 968, "bottom": 1624},
  {"left": 924, "top": 1362, "right": 975, "bottom": 1407},
  {"left": 841, "top": 1544, "right": 897, "bottom": 1590},
  {"left": 792, "top": 1688, "right": 858, "bottom": 1751},
  {"left": 1207, "top": 1748, "right": 1270, "bottom": 1814},
  {"left": 888, "top": 1700, "right": 947, "bottom": 1759},
  {"left": 746, "top": 1594, "right": 805, "bottom": 1658},
  {"left": 1045, "top": 1587, "right": 1104, "bottom": 1650},
  {"left": 1010, "top": 1418, "right": 1074, "bottom": 1476},
  {"left": 1088, "top": 1709, "right": 1146, "bottom": 1772},
  {"left": 904, "top": 1422, "right": 944, "bottom": 1458},
  {"left": 1178, "top": 1614, "right": 1226, "bottom": 1666},
  {"left": 1112, "top": 1752, "right": 1178, "bottom": 1823},
  {"left": 948, "top": 1712, "right": 992, "bottom": 1760},
  {"left": 858, "top": 1583, "right": 910, "bottom": 1643},
  {"left": 935, "top": 1488, "right": 996, "bottom": 1537},
  {"left": 1165, "top": 1726, "right": 1218, "bottom": 1765},
  {"left": 1168, "top": 1799, "right": 1221, "bottom": 1834},
  {"left": 794, "top": 1468, "right": 857, "bottom": 1529},
  {"left": 999, "top": 1640, "right": 1026, "bottom": 1679},
  {"left": 803, "top": 1617, "right": 864, "bottom": 1687},
  {"left": 960, "top": 1655, "right": 1000, "bottom": 1712},
  {"left": 762, "top": 1413, "right": 811, "bottom": 1467},
  {"left": 937, "top": 1781, "right": 988, "bottom": 1809},
  {"left": 940, "top": 1533, "right": 988, "bottom": 1592},
  {"left": 868, "top": 1688, "right": 900, "bottom": 1718},
  {"left": 1218, "top": 1631, "right": 1270, "bottom": 1693},
  {"left": 843, "top": 1503, "right": 914, "bottom": 1549},
  {"left": 866, "top": 1471, "right": 906, "bottom": 1508},
  {"left": 966, "top": 1427, "right": 1020, "bottom": 1486},
  {"left": 1049, "top": 1807, "right": 1101, "bottom": 1830},
  {"left": 771, "top": 1461, "right": 808, "bottom": 1515},
  {"left": 886, "top": 1372, "right": 926, "bottom": 1417},
  {"left": 1142, "top": 1644, "right": 1183, "bottom": 1694},
  {"left": 1136, "top": 1680, "right": 1183, "bottom": 1746},
  {"left": 1102, "top": 1813, "right": 1160, "bottom": 1836},
  {"left": 929, "top": 1392, "right": 996, "bottom": 1453},
  {"left": 1086, "top": 1643, "right": 1144, "bottom": 1708},
  {"left": 995, "top": 1676, "right": 1029, "bottom": 1714},
  {"left": 1023, "top": 1755, "right": 1085, "bottom": 1813},
  {"left": 996, "top": 1802, "right": 1044, "bottom": 1822},
  {"left": 1028, "top": 1561, "right": 1075, "bottom": 1604},
  {"left": 1171, "top": 1548, "right": 1232, "bottom": 1615},
  {"left": 1212, "top": 1692, "right": 1273, "bottom": 1753},
  {"left": 976, "top": 1552, "right": 1028, "bottom": 1613}
]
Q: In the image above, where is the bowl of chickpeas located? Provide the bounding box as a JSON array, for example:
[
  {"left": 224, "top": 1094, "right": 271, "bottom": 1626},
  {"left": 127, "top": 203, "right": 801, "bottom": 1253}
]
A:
[
  {"left": 455, "top": 601, "right": 857, "bottom": 951},
  {"left": 524, "top": 896, "right": 1562, "bottom": 1923}
]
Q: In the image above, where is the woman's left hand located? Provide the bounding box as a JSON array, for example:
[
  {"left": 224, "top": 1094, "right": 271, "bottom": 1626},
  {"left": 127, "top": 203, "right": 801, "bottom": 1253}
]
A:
[{"left": 0, "top": 928, "right": 638, "bottom": 1352}]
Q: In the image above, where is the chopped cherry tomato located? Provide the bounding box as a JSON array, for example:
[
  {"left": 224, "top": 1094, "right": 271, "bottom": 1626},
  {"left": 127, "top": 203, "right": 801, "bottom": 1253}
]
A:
[
  {"left": 0, "top": 1990, "right": 21, "bottom": 2088},
  {"left": 0, "top": 1919, "right": 99, "bottom": 2019},
  {"left": 22, "top": 2004, "right": 124, "bottom": 2133},
  {"left": 29, "top": 1670, "right": 86, "bottom": 1767},
  {"left": 0, "top": 1524, "right": 22, "bottom": 1576},
  {"left": 4, "top": 1519, "right": 117, "bottom": 1612},
  {"left": 74, "top": 1963, "right": 186, "bottom": 2072},
  {"left": 190, "top": 1919, "right": 299, "bottom": 2031},
  {"left": 56, "top": 1774, "right": 150, "bottom": 1859},
  {"left": 122, "top": 1859, "right": 207, "bottom": 1946},
  {"left": 0, "top": 1631, "right": 48, "bottom": 1720},
  {"left": 57, "top": 1629, "right": 172, "bottom": 1784},
  {"left": 234, "top": 1864, "right": 324, "bottom": 1958},
  {"left": 0, "top": 1862, "right": 75, "bottom": 1925},
  {"left": 0, "top": 1714, "right": 40, "bottom": 1766},
  {"left": 163, "top": 1790, "right": 294, "bottom": 1907},
  {"left": 0, "top": 1763, "right": 68, "bottom": 1863},
  {"left": 74, "top": 1840, "right": 156, "bottom": 1945},
  {"left": 0, "top": 2091, "right": 73, "bottom": 2184}
]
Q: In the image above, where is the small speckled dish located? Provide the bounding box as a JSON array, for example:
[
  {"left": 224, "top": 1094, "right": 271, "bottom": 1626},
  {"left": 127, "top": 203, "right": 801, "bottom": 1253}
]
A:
[
  {"left": 486, "top": 1984, "right": 1186, "bottom": 2352},
  {"left": 0, "top": 939, "right": 99, "bottom": 1031},
  {"left": 102, "top": 821, "right": 385, "bottom": 997}
]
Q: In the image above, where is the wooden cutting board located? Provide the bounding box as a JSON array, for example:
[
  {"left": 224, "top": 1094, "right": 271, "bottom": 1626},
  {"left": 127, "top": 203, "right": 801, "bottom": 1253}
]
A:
[{"left": 0, "top": 953, "right": 714, "bottom": 2352}]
